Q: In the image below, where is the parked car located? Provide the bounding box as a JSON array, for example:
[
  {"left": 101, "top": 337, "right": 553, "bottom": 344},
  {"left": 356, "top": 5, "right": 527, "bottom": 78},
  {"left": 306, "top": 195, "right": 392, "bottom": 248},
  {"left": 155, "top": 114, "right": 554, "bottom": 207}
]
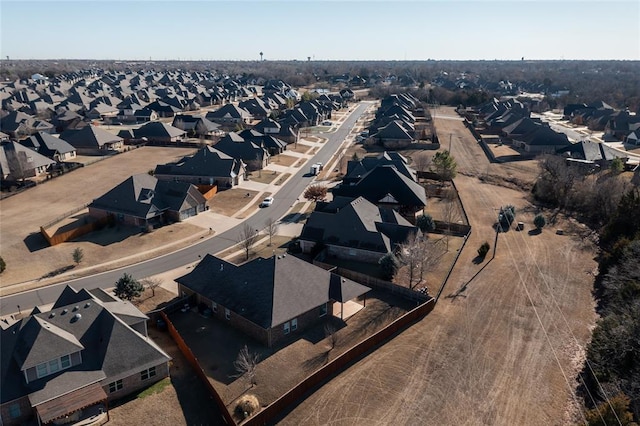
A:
[
  {"left": 260, "top": 196, "right": 274, "bottom": 207},
  {"left": 322, "top": 120, "right": 332, "bottom": 126}
]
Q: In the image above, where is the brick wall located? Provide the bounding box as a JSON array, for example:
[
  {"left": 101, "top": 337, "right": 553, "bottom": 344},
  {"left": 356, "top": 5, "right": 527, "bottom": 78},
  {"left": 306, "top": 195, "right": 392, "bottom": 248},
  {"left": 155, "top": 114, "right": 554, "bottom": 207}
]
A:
[
  {"left": 0, "top": 396, "right": 32, "bottom": 426},
  {"left": 101, "top": 361, "right": 169, "bottom": 402}
]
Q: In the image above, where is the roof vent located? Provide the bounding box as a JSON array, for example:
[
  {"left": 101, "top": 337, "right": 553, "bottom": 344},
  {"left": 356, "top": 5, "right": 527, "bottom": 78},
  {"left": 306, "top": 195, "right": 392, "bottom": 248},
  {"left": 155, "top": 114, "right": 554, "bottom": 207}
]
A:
[
  {"left": 61, "top": 309, "right": 68, "bottom": 315},
  {"left": 219, "top": 264, "right": 224, "bottom": 272},
  {"left": 71, "top": 313, "right": 82, "bottom": 323},
  {"left": 49, "top": 312, "right": 56, "bottom": 318},
  {"left": 84, "top": 302, "right": 91, "bottom": 308},
  {"left": 73, "top": 306, "right": 79, "bottom": 312}
]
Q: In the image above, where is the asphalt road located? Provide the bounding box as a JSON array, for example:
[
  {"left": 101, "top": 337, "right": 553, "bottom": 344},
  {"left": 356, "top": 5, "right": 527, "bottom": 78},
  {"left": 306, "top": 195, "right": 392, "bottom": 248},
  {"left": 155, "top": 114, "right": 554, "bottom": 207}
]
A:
[{"left": 0, "top": 102, "right": 372, "bottom": 314}]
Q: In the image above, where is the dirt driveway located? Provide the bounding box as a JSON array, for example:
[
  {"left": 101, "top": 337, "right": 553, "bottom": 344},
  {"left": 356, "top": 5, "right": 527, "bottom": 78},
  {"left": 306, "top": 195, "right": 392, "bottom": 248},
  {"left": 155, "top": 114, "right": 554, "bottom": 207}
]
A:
[
  {"left": 0, "top": 146, "right": 196, "bottom": 287},
  {"left": 279, "top": 108, "right": 597, "bottom": 425}
]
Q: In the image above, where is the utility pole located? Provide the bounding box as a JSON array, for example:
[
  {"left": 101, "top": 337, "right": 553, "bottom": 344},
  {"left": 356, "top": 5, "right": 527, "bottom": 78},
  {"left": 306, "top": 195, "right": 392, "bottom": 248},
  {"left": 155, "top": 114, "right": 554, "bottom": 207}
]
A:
[
  {"left": 449, "top": 134, "right": 452, "bottom": 152},
  {"left": 493, "top": 208, "right": 501, "bottom": 258}
]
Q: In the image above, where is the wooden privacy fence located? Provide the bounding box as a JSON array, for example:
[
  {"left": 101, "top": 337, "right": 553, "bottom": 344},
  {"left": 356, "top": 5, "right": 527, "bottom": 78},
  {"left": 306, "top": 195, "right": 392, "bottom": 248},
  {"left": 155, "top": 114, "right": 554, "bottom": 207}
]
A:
[
  {"left": 333, "top": 267, "right": 430, "bottom": 304},
  {"left": 243, "top": 298, "right": 436, "bottom": 426},
  {"left": 40, "top": 217, "right": 108, "bottom": 246},
  {"left": 160, "top": 311, "right": 235, "bottom": 426}
]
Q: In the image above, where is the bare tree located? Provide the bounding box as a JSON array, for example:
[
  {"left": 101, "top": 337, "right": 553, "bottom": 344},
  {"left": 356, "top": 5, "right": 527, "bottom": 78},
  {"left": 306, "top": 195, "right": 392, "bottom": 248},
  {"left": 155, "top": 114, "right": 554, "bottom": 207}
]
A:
[
  {"left": 398, "top": 233, "right": 446, "bottom": 288},
  {"left": 232, "top": 345, "right": 260, "bottom": 386},
  {"left": 441, "top": 189, "right": 461, "bottom": 251},
  {"left": 265, "top": 217, "right": 279, "bottom": 247},
  {"left": 140, "top": 277, "right": 163, "bottom": 297},
  {"left": 412, "top": 152, "right": 432, "bottom": 173},
  {"left": 237, "top": 223, "right": 260, "bottom": 260},
  {"left": 324, "top": 323, "right": 339, "bottom": 350}
]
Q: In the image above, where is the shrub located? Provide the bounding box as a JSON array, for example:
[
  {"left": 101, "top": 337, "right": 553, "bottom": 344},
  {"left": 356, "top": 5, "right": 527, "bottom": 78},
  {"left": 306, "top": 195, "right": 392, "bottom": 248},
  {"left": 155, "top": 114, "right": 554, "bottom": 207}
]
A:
[
  {"left": 416, "top": 214, "right": 436, "bottom": 233},
  {"left": 235, "top": 394, "right": 259, "bottom": 419},
  {"left": 533, "top": 214, "right": 546, "bottom": 230},
  {"left": 0, "top": 256, "right": 5, "bottom": 273},
  {"left": 379, "top": 252, "right": 399, "bottom": 280},
  {"left": 477, "top": 241, "right": 490, "bottom": 258}
]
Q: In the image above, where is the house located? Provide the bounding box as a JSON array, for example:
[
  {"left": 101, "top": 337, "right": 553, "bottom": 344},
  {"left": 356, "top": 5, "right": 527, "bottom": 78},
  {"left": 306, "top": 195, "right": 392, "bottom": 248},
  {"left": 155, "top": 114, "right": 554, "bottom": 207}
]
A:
[
  {"left": 371, "top": 120, "right": 415, "bottom": 149},
  {"left": 154, "top": 146, "right": 246, "bottom": 188},
  {"left": 343, "top": 151, "right": 416, "bottom": 185},
  {"left": 20, "top": 132, "right": 77, "bottom": 162},
  {"left": 333, "top": 164, "right": 427, "bottom": 219},
  {"left": 205, "top": 104, "right": 252, "bottom": 126},
  {"left": 172, "top": 115, "right": 222, "bottom": 139},
  {"left": 176, "top": 254, "right": 371, "bottom": 348},
  {"left": 300, "top": 196, "right": 418, "bottom": 263},
  {"left": 511, "top": 126, "right": 570, "bottom": 153},
  {"left": 88, "top": 174, "right": 207, "bottom": 228},
  {"left": 213, "top": 132, "right": 269, "bottom": 170},
  {"left": 133, "top": 121, "right": 185, "bottom": 143},
  {"left": 557, "top": 140, "right": 629, "bottom": 168},
  {"left": 238, "top": 129, "right": 287, "bottom": 156},
  {"left": 0, "top": 111, "right": 36, "bottom": 138},
  {"left": 0, "top": 141, "right": 55, "bottom": 181},
  {"left": 60, "top": 125, "right": 124, "bottom": 154},
  {"left": 0, "top": 285, "right": 171, "bottom": 426}
]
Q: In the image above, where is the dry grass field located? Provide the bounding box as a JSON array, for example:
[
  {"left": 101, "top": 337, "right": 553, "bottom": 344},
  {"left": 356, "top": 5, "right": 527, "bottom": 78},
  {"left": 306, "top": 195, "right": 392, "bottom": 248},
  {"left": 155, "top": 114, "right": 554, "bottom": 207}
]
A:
[{"left": 0, "top": 146, "right": 198, "bottom": 288}]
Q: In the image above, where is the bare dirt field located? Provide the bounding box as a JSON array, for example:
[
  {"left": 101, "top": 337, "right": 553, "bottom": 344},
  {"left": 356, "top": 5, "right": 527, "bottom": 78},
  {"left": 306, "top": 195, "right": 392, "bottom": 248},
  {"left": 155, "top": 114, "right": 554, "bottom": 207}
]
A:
[
  {"left": 279, "top": 107, "right": 597, "bottom": 425},
  {"left": 0, "top": 146, "right": 198, "bottom": 288}
]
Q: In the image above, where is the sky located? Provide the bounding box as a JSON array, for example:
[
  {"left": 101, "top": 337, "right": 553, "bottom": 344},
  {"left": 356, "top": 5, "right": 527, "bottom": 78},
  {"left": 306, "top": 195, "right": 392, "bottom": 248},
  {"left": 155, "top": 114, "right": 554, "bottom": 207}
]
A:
[{"left": 1, "top": 0, "right": 639, "bottom": 61}]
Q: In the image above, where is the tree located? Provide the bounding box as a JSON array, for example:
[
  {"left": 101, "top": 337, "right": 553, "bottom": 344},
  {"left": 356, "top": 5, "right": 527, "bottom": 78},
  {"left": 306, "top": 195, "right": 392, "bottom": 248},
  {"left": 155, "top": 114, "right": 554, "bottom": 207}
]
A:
[
  {"left": 398, "top": 233, "right": 445, "bottom": 288},
  {"left": 114, "top": 273, "right": 144, "bottom": 301},
  {"left": 233, "top": 345, "right": 260, "bottom": 386},
  {"left": 533, "top": 214, "right": 546, "bottom": 231},
  {"left": 584, "top": 393, "right": 636, "bottom": 426},
  {"left": 72, "top": 247, "right": 84, "bottom": 265},
  {"left": 0, "top": 256, "right": 5, "bottom": 273},
  {"left": 265, "top": 217, "right": 279, "bottom": 247},
  {"left": 303, "top": 185, "right": 328, "bottom": 202},
  {"left": 140, "top": 277, "right": 162, "bottom": 297},
  {"left": 412, "top": 152, "right": 432, "bottom": 173},
  {"left": 351, "top": 152, "right": 360, "bottom": 162},
  {"left": 324, "top": 323, "right": 339, "bottom": 350},
  {"left": 477, "top": 241, "right": 490, "bottom": 258},
  {"left": 432, "top": 150, "right": 457, "bottom": 181},
  {"left": 416, "top": 214, "right": 436, "bottom": 233},
  {"left": 610, "top": 157, "right": 625, "bottom": 174},
  {"left": 237, "top": 223, "right": 260, "bottom": 261},
  {"left": 379, "top": 252, "right": 399, "bottom": 281},
  {"left": 442, "top": 189, "right": 461, "bottom": 250}
]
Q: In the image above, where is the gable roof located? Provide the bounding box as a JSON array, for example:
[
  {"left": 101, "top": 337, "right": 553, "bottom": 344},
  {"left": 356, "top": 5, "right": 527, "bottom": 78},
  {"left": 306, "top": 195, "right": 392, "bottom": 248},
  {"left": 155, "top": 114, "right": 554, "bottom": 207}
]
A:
[
  {"left": 133, "top": 121, "right": 185, "bottom": 139},
  {"left": 21, "top": 132, "right": 76, "bottom": 157},
  {"left": 155, "top": 146, "right": 244, "bottom": 179},
  {"left": 334, "top": 165, "right": 427, "bottom": 208},
  {"left": 0, "top": 140, "right": 56, "bottom": 177},
  {"left": 60, "top": 125, "right": 123, "bottom": 149},
  {"left": 89, "top": 174, "right": 206, "bottom": 219},
  {"left": 1, "top": 285, "right": 170, "bottom": 405},
  {"left": 301, "top": 196, "right": 416, "bottom": 253},
  {"left": 176, "top": 254, "right": 370, "bottom": 328}
]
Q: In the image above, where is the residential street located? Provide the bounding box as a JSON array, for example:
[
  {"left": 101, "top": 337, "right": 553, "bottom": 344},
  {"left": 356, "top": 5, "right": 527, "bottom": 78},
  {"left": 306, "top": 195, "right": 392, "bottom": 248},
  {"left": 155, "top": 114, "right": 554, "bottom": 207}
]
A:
[{"left": 0, "top": 102, "right": 373, "bottom": 315}]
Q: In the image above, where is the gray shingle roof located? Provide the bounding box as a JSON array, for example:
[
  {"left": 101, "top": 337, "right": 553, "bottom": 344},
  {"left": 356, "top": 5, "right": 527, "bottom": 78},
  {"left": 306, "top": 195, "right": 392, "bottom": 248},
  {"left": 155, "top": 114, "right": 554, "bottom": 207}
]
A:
[
  {"left": 1, "top": 285, "right": 170, "bottom": 405},
  {"left": 60, "top": 125, "right": 123, "bottom": 149},
  {"left": 176, "top": 254, "right": 370, "bottom": 329}
]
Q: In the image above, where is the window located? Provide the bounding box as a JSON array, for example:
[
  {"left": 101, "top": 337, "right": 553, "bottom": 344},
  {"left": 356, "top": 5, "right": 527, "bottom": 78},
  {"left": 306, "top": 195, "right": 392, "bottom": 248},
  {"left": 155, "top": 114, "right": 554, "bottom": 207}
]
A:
[
  {"left": 225, "top": 308, "right": 230, "bottom": 320},
  {"left": 9, "top": 403, "right": 21, "bottom": 419},
  {"left": 141, "top": 367, "right": 157, "bottom": 381},
  {"left": 61, "top": 354, "right": 71, "bottom": 369},
  {"left": 291, "top": 318, "right": 298, "bottom": 331},
  {"left": 211, "top": 302, "right": 218, "bottom": 313},
  {"left": 108, "top": 380, "right": 123, "bottom": 393},
  {"left": 319, "top": 303, "right": 328, "bottom": 317},
  {"left": 36, "top": 363, "right": 48, "bottom": 378},
  {"left": 48, "top": 359, "right": 60, "bottom": 373},
  {"left": 283, "top": 321, "right": 290, "bottom": 334}
]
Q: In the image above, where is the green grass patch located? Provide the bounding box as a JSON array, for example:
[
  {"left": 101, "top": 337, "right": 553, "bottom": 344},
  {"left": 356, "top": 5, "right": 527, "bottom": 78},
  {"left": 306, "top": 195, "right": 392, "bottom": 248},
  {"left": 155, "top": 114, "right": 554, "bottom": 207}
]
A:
[{"left": 137, "top": 378, "right": 171, "bottom": 399}]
